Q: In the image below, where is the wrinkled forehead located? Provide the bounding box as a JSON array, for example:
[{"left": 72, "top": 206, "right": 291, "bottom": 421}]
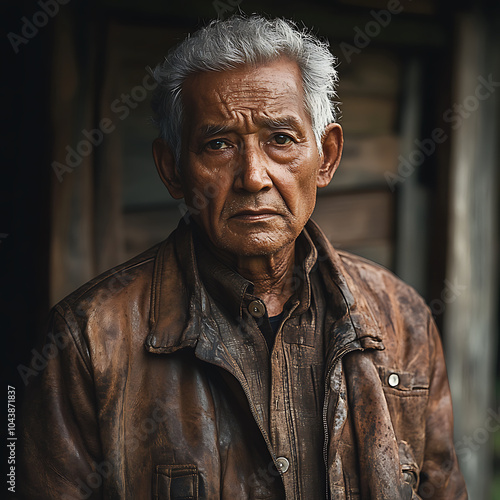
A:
[{"left": 180, "top": 59, "right": 308, "bottom": 127}]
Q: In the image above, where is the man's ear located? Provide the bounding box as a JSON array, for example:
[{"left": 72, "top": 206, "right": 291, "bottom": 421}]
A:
[
  {"left": 317, "top": 123, "right": 343, "bottom": 188},
  {"left": 152, "top": 138, "right": 184, "bottom": 199}
]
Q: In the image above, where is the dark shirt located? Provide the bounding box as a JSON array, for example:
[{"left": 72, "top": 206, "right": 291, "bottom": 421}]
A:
[
  {"left": 252, "top": 312, "right": 285, "bottom": 352},
  {"left": 268, "top": 313, "right": 284, "bottom": 335}
]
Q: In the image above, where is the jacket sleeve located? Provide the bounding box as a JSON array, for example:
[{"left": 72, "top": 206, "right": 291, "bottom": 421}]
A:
[
  {"left": 417, "top": 315, "right": 468, "bottom": 499},
  {"left": 19, "top": 304, "right": 103, "bottom": 500}
]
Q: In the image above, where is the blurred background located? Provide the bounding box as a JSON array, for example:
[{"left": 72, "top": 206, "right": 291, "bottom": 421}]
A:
[{"left": 2, "top": 0, "right": 499, "bottom": 497}]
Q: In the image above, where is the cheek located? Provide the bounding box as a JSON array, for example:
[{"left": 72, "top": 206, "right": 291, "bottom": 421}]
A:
[
  {"left": 182, "top": 166, "right": 231, "bottom": 222},
  {"left": 277, "top": 158, "right": 320, "bottom": 211},
  {"left": 298, "top": 154, "right": 322, "bottom": 199}
]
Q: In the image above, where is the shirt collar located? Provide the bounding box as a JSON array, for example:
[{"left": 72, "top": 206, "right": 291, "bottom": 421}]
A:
[{"left": 194, "top": 223, "right": 318, "bottom": 321}]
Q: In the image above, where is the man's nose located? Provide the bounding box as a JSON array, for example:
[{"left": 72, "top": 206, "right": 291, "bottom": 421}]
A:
[{"left": 232, "top": 144, "right": 273, "bottom": 193}]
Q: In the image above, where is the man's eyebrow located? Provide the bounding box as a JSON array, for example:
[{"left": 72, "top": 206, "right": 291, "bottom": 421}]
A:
[
  {"left": 259, "top": 115, "right": 302, "bottom": 130},
  {"left": 197, "top": 116, "right": 302, "bottom": 138},
  {"left": 198, "top": 124, "right": 231, "bottom": 138}
]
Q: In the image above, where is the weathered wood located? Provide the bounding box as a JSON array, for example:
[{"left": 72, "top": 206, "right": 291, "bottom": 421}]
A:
[
  {"left": 50, "top": 13, "right": 97, "bottom": 305},
  {"left": 444, "top": 12, "right": 499, "bottom": 500}
]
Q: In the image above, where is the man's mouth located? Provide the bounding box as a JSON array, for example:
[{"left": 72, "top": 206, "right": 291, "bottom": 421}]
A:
[{"left": 230, "top": 209, "right": 280, "bottom": 221}]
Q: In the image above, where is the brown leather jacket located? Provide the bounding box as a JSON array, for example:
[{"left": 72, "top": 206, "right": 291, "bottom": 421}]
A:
[{"left": 19, "top": 220, "right": 467, "bottom": 499}]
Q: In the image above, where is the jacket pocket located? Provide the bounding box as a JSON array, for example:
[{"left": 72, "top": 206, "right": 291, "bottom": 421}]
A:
[
  {"left": 153, "top": 464, "right": 198, "bottom": 500},
  {"left": 376, "top": 366, "right": 429, "bottom": 394}
]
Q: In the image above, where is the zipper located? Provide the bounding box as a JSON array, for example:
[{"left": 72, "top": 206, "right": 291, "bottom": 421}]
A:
[
  {"left": 322, "top": 345, "right": 363, "bottom": 500},
  {"left": 239, "top": 368, "right": 278, "bottom": 469}
]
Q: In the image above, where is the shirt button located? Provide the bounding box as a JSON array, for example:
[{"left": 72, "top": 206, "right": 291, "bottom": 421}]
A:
[
  {"left": 276, "top": 456, "right": 290, "bottom": 473},
  {"left": 248, "top": 300, "right": 266, "bottom": 318},
  {"left": 388, "top": 373, "right": 400, "bottom": 387}
]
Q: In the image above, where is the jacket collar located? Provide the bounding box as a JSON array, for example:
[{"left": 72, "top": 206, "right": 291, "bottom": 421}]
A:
[
  {"left": 145, "top": 219, "right": 206, "bottom": 354},
  {"left": 144, "top": 218, "right": 384, "bottom": 355},
  {"left": 306, "top": 219, "right": 384, "bottom": 351}
]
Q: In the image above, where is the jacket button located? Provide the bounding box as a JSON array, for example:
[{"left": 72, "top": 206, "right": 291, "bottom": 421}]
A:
[
  {"left": 276, "top": 456, "right": 290, "bottom": 473},
  {"left": 388, "top": 373, "right": 400, "bottom": 387},
  {"left": 248, "top": 300, "right": 266, "bottom": 318}
]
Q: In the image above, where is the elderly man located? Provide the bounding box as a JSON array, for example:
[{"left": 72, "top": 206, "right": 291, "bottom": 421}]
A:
[{"left": 20, "top": 15, "right": 467, "bottom": 500}]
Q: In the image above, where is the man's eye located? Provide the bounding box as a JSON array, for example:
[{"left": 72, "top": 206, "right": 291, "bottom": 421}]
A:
[
  {"left": 273, "top": 134, "right": 293, "bottom": 145},
  {"left": 206, "top": 139, "right": 230, "bottom": 150}
]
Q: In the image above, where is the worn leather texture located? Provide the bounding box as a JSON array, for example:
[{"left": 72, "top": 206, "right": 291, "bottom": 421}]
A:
[{"left": 18, "top": 219, "right": 467, "bottom": 499}]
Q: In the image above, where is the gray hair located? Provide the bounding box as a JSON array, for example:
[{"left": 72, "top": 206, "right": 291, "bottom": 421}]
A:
[{"left": 151, "top": 15, "right": 339, "bottom": 163}]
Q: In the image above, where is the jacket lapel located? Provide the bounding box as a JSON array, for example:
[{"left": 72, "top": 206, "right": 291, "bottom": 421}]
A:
[{"left": 145, "top": 220, "right": 205, "bottom": 354}]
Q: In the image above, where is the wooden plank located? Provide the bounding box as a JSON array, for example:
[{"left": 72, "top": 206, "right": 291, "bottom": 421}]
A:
[
  {"left": 50, "top": 14, "right": 97, "bottom": 305},
  {"left": 325, "top": 134, "right": 399, "bottom": 191},
  {"left": 95, "top": 22, "right": 188, "bottom": 272},
  {"left": 312, "top": 189, "right": 394, "bottom": 268},
  {"left": 339, "top": 94, "right": 397, "bottom": 135},
  {"left": 313, "top": 190, "right": 393, "bottom": 245},
  {"left": 443, "top": 13, "right": 499, "bottom": 499},
  {"left": 123, "top": 206, "right": 181, "bottom": 259},
  {"left": 337, "top": 50, "right": 400, "bottom": 97}
]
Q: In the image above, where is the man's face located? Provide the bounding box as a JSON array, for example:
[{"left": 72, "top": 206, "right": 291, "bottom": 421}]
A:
[{"left": 156, "top": 58, "right": 342, "bottom": 257}]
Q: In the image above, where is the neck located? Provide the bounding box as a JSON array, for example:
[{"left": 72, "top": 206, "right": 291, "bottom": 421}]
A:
[
  {"left": 197, "top": 229, "right": 297, "bottom": 317},
  {"left": 232, "top": 248, "right": 296, "bottom": 316}
]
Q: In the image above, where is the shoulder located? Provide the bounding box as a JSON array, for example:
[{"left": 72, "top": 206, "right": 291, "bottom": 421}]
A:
[
  {"left": 337, "top": 249, "right": 428, "bottom": 311},
  {"left": 335, "top": 250, "right": 436, "bottom": 351},
  {"left": 59, "top": 243, "right": 160, "bottom": 312},
  {"left": 44, "top": 240, "right": 175, "bottom": 364},
  {"left": 52, "top": 231, "right": 186, "bottom": 336}
]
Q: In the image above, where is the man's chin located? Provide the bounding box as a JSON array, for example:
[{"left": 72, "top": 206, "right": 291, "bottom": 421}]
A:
[{"left": 218, "top": 233, "right": 297, "bottom": 258}]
